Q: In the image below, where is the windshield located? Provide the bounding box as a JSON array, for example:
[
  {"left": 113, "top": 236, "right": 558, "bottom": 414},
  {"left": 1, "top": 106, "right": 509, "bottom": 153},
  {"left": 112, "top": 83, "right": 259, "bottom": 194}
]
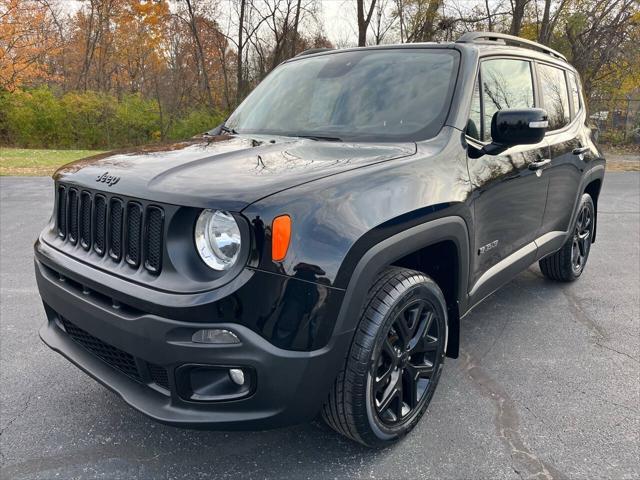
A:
[{"left": 225, "top": 48, "right": 459, "bottom": 142}]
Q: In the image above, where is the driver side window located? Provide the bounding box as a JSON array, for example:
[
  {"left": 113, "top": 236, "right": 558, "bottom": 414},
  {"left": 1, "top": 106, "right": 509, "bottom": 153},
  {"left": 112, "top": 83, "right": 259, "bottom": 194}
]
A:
[{"left": 480, "top": 58, "right": 535, "bottom": 142}]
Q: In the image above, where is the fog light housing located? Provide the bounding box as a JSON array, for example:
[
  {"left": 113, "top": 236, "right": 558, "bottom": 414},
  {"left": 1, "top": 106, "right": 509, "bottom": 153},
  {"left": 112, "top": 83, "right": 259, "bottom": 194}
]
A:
[
  {"left": 191, "top": 329, "right": 240, "bottom": 344},
  {"left": 176, "top": 364, "right": 254, "bottom": 402}
]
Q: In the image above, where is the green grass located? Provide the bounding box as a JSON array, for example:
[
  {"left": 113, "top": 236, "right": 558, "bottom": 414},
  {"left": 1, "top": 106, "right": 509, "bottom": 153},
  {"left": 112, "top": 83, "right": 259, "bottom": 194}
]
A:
[{"left": 0, "top": 148, "right": 106, "bottom": 176}]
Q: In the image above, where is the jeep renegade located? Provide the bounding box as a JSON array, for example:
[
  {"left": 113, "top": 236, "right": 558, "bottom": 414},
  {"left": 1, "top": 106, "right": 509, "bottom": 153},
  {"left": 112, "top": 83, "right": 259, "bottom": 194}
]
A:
[{"left": 35, "top": 32, "right": 605, "bottom": 447}]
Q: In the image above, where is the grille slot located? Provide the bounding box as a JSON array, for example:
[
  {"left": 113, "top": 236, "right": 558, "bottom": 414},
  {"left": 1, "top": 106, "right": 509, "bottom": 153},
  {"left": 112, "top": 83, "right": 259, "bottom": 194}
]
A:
[
  {"left": 68, "top": 189, "right": 79, "bottom": 244},
  {"left": 80, "top": 191, "right": 92, "bottom": 250},
  {"left": 93, "top": 195, "right": 107, "bottom": 255},
  {"left": 147, "top": 363, "right": 170, "bottom": 390},
  {"left": 60, "top": 317, "right": 142, "bottom": 382},
  {"left": 144, "top": 207, "right": 163, "bottom": 274},
  {"left": 126, "top": 202, "right": 142, "bottom": 267},
  {"left": 55, "top": 185, "right": 164, "bottom": 273},
  {"left": 57, "top": 186, "right": 67, "bottom": 238},
  {"left": 109, "top": 198, "right": 123, "bottom": 261}
]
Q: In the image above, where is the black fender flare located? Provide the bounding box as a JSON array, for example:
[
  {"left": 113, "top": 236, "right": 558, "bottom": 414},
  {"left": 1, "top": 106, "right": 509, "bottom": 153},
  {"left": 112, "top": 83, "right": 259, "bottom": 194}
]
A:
[
  {"left": 582, "top": 164, "right": 605, "bottom": 242},
  {"left": 562, "top": 163, "right": 605, "bottom": 246},
  {"left": 333, "top": 216, "right": 470, "bottom": 359}
]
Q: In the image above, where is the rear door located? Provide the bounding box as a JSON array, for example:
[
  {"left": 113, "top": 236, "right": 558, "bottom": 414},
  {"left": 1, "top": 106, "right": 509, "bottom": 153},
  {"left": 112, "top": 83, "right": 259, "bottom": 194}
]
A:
[
  {"left": 536, "top": 63, "right": 586, "bottom": 241},
  {"left": 466, "top": 57, "right": 550, "bottom": 302}
]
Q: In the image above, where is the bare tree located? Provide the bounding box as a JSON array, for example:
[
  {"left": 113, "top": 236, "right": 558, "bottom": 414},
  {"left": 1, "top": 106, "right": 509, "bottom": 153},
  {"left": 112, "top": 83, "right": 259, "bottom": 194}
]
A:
[
  {"left": 173, "top": 0, "right": 216, "bottom": 110},
  {"left": 220, "top": 0, "right": 271, "bottom": 104},
  {"left": 396, "top": 0, "right": 442, "bottom": 43},
  {"left": 372, "top": 0, "right": 396, "bottom": 44},
  {"left": 565, "top": 0, "right": 638, "bottom": 98}
]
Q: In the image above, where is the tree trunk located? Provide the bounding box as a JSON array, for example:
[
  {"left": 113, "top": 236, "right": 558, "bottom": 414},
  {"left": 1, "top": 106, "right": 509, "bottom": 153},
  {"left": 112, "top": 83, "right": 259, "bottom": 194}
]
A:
[
  {"left": 291, "top": 0, "right": 302, "bottom": 57},
  {"left": 419, "top": 0, "right": 440, "bottom": 42},
  {"left": 236, "top": 0, "right": 246, "bottom": 104},
  {"left": 184, "top": 0, "right": 215, "bottom": 111},
  {"left": 396, "top": 0, "right": 405, "bottom": 42},
  {"left": 538, "top": 0, "right": 552, "bottom": 43},
  {"left": 509, "top": 0, "right": 528, "bottom": 36},
  {"left": 485, "top": 0, "right": 493, "bottom": 32},
  {"left": 357, "top": 0, "right": 377, "bottom": 47}
]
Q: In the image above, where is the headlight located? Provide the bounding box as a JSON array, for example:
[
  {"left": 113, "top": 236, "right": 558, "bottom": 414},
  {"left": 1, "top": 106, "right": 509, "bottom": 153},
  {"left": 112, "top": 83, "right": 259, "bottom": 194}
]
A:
[{"left": 194, "top": 209, "right": 241, "bottom": 270}]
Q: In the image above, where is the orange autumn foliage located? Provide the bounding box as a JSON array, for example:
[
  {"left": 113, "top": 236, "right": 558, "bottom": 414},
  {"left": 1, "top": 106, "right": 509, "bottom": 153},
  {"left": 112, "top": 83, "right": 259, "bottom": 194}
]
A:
[{"left": 0, "top": 0, "right": 60, "bottom": 91}]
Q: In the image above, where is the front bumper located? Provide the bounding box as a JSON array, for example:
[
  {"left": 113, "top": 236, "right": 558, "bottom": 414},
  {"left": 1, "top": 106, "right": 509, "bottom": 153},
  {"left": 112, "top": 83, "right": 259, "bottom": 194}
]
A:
[{"left": 35, "top": 252, "right": 351, "bottom": 430}]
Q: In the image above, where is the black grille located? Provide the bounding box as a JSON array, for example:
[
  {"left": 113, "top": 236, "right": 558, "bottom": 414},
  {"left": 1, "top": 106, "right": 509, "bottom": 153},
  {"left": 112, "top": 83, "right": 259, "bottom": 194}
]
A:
[
  {"left": 94, "top": 195, "right": 106, "bottom": 255},
  {"left": 126, "top": 202, "right": 142, "bottom": 267},
  {"left": 80, "top": 191, "right": 92, "bottom": 250},
  {"left": 148, "top": 363, "right": 170, "bottom": 390},
  {"left": 60, "top": 317, "right": 141, "bottom": 382},
  {"left": 55, "top": 185, "right": 163, "bottom": 274},
  {"left": 145, "top": 207, "right": 163, "bottom": 273}
]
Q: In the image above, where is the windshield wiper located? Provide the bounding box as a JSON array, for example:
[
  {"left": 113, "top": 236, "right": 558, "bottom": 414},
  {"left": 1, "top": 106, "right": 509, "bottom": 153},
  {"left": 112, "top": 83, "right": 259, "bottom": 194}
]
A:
[
  {"left": 296, "top": 134, "right": 342, "bottom": 142},
  {"left": 219, "top": 124, "right": 238, "bottom": 135},
  {"left": 206, "top": 124, "right": 238, "bottom": 136}
]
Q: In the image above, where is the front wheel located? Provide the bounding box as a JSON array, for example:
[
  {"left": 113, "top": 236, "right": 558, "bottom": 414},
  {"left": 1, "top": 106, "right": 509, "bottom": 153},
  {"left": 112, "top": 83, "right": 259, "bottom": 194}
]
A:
[
  {"left": 539, "top": 193, "right": 595, "bottom": 282},
  {"left": 322, "top": 267, "right": 447, "bottom": 447}
]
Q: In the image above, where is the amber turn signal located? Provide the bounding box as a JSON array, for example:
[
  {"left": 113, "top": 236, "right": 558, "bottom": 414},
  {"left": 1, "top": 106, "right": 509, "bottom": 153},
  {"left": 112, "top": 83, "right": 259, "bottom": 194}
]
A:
[{"left": 272, "top": 215, "right": 291, "bottom": 261}]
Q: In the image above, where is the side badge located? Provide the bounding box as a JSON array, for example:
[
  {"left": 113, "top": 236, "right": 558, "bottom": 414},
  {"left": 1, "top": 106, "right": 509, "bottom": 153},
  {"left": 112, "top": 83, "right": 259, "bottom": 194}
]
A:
[{"left": 478, "top": 240, "right": 499, "bottom": 255}]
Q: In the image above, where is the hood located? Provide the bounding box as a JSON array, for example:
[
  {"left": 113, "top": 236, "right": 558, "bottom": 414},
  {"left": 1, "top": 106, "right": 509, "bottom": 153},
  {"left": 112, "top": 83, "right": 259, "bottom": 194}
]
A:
[{"left": 55, "top": 136, "right": 416, "bottom": 211}]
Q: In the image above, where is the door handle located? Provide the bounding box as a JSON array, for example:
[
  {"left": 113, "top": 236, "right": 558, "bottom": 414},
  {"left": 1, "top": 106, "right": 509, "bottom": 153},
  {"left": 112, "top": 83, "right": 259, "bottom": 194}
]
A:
[
  {"left": 529, "top": 158, "right": 551, "bottom": 170},
  {"left": 572, "top": 147, "right": 589, "bottom": 155}
]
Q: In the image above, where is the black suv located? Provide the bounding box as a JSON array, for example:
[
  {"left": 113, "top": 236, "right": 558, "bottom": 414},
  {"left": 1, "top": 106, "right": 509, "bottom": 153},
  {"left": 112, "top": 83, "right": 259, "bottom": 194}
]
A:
[{"left": 35, "top": 32, "right": 605, "bottom": 447}]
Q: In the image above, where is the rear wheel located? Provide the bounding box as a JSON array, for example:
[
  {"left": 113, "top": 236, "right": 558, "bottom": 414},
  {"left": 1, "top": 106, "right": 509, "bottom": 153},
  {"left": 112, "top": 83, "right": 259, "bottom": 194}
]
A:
[
  {"left": 539, "top": 193, "right": 595, "bottom": 282},
  {"left": 322, "top": 267, "right": 447, "bottom": 447}
]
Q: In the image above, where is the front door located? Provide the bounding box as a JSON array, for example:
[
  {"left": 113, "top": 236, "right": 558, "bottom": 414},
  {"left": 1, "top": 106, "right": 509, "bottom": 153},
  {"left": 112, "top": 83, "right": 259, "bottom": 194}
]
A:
[{"left": 465, "top": 57, "right": 550, "bottom": 303}]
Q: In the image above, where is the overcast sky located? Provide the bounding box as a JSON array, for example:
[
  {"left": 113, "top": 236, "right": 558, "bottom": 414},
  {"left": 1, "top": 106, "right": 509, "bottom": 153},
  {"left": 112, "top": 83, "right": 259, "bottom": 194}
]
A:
[{"left": 320, "top": 0, "right": 358, "bottom": 45}]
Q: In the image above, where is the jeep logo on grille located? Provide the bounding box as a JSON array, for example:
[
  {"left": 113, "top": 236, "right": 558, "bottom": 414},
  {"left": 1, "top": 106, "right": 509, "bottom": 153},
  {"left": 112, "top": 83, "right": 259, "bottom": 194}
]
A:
[{"left": 95, "top": 172, "right": 120, "bottom": 187}]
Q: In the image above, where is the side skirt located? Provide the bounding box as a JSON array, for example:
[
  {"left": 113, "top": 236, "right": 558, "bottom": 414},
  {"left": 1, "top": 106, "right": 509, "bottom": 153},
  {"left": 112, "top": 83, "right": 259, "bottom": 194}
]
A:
[{"left": 466, "top": 230, "right": 568, "bottom": 313}]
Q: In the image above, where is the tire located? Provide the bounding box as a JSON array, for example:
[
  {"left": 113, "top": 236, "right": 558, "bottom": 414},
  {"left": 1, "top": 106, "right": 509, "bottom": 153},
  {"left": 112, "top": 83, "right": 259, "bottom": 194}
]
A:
[
  {"left": 322, "top": 267, "right": 448, "bottom": 447},
  {"left": 539, "top": 193, "right": 595, "bottom": 282}
]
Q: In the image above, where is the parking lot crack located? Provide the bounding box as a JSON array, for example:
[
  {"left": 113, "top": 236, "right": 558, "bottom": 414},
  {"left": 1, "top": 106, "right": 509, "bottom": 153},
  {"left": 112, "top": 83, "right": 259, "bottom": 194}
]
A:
[
  {"left": 562, "top": 289, "right": 608, "bottom": 340},
  {"left": 459, "top": 350, "right": 567, "bottom": 480},
  {"left": 0, "top": 394, "right": 32, "bottom": 438},
  {"left": 594, "top": 341, "right": 640, "bottom": 364}
]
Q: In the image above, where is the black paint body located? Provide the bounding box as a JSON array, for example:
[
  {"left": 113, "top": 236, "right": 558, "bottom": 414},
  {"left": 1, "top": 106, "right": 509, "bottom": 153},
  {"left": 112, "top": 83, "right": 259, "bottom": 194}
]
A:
[{"left": 35, "top": 41, "right": 605, "bottom": 429}]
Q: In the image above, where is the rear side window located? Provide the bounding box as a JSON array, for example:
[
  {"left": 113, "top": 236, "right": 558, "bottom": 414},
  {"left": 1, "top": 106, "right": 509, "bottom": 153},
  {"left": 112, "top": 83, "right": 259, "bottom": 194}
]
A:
[
  {"left": 538, "top": 64, "right": 571, "bottom": 130},
  {"left": 568, "top": 72, "right": 581, "bottom": 118},
  {"left": 480, "top": 58, "right": 534, "bottom": 141}
]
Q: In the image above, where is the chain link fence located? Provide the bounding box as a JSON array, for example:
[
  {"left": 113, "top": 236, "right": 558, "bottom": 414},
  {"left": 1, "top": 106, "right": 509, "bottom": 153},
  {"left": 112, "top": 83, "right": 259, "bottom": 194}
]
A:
[{"left": 588, "top": 97, "right": 640, "bottom": 145}]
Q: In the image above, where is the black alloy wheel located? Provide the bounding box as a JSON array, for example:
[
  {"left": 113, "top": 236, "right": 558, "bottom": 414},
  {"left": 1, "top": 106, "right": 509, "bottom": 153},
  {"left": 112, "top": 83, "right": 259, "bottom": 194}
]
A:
[
  {"left": 322, "top": 267, "right": 447, "bottom": 447},
  {"left": 539, "top": 193, "right": 595, "bottom": 282},
  {"left": 371, "top": 299, "right": 441, "bottom": 426},
  {"left": 571, "top": 202, "right": 593, "bottom": 273}
]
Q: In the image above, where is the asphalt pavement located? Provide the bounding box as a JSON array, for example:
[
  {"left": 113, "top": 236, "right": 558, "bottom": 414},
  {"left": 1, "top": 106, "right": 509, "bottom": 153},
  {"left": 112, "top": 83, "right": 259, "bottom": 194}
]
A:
[{"left": 1, "top": 173, "right": 638, "bottom": 480}]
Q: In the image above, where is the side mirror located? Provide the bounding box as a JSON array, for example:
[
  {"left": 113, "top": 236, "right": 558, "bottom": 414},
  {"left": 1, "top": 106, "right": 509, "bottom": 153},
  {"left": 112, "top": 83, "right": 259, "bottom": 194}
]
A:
[{"left": 478, "top": 108, "right": 548, "bottom": 156}]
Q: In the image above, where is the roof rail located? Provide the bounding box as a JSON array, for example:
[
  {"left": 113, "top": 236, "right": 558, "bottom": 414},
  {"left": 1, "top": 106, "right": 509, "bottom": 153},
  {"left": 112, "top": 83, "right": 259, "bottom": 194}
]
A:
[
  {"left": 456, "top": 32, "right": 567, "bottom": 62},
  {"left": 295, "top": 47, "right": 334, "bottom": 57}
]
